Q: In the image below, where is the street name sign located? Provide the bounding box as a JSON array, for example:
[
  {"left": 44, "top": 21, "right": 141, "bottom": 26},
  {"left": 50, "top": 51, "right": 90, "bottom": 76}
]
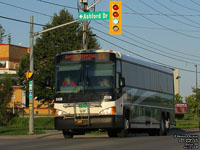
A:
[
  {"left": 78, "top": 12, "right": 109, "bottom": 21},
  {"left": 29, "top": 81, "right": 33, "bottom": 99}
]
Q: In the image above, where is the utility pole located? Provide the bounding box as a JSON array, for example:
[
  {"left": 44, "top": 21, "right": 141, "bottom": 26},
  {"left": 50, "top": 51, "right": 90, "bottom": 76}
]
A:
[
  {"left": 29, "top": 16, "right": 34, "bottom": 134},
  {"left": 195, "top": 65, "right": 198, "bottom": 91},
  {"left": 195, "top": 64, "right": 199, "bottom": 115},
  {"left": 82, "top": 0, "right": 88, "bottom": 50},
  {"left": 28, "top": 18, "right": 79, "bottom": 134}
]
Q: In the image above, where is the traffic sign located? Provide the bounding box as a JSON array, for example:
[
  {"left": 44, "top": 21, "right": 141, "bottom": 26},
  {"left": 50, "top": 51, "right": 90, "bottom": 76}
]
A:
[
  {"left": 26, "top": 71, "right": 33, "bottom": 80},
  {"left": 29, "top": 81, "right": 33, "bottom": 87},
  {"left": 78, "top": 12, "right": 109, "bottom": 21}
]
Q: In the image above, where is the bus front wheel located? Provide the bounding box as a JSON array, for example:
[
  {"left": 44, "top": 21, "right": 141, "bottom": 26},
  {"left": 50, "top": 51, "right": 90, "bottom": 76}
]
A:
[
  {"left": 117, "top": 116, "right": 130, "bottom": 138},
  {"left": 62, "top": 130, "right": 74, "bottom": 139}
]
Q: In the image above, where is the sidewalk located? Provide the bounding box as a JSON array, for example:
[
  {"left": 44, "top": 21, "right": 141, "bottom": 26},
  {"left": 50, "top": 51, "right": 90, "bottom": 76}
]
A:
[
  {"left": 0, "top": 129, "right": 199, "bottom": 140},
  {"left": 0, "top": 130, "right": 108, "bottom": 139},
  {"left": 0, "top": 130, "right": 62, "bottom": 140}
]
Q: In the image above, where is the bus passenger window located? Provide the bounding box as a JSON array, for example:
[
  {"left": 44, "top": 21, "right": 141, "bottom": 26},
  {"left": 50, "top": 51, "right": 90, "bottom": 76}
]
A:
[
  {"left": 116, "top": 60, "right": 121, "bottom": 73},
  {"left": 62, "top": 77, "right": 77, "bottom": 87}
]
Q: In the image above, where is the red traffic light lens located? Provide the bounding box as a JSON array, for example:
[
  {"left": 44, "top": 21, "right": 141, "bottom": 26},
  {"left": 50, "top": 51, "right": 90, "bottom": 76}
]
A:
[
  {"left": 113, "top": 5, "right": 119, "bottom": 10},
  {"left": 113, "top": 12, "right": 119, "bottom": 17}
]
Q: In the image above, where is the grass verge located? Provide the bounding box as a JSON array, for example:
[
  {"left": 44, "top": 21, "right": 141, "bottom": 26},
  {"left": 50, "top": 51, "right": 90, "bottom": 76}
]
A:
[
  {"left": 175, "top": 113, "right": 199, "bottom": 129},
  {"left": 0, "top": 117, "right": 54, "bottom": 135}
]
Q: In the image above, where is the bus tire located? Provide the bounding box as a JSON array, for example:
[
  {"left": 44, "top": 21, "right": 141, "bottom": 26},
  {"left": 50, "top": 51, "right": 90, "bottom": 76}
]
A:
[
  {"left": 148, "top": 130, "right": 157, "bottom": 136},
  {"left": 158, "top": 117, "right": 167, "bottom": 136},
  {"left": 63, "top": 130, "right": 74, "bottom": 139},
  {"left": 117, "top": 116, "right": 130, "bottom": 138},
  {"left": 108, "top": 130, "right": 118, "bottom": 137}
]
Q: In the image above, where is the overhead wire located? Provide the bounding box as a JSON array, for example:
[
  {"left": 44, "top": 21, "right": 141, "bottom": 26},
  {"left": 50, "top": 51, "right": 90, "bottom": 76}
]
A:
[
  {"left": 123, "top": 25, "right": 200, "bottom": 33},
  {"left": 95, "top": 34, "right": 199, "bottom": 73},
  {"left": 123, "top": 12, "right": 200, "bottom": 17},
  {"left": 100, "top": 20, "right": 200, "bottom": 59},
  {"left": 123, "top": 3, "right": 200, "bottom": 40},
  {"left": 170, "top": 0, "right": 200, "bottom": 13},
  {"left": 35, "top": 0, "right": 78, "bottom": 10},
  {"left": 0, "top": 15, "right": 45, "bottom": 27},
  {"left": 154, "top": 0, "right": 200, "bottom": 27},
  {"left": 36, "top": 0, "right": 200, "bottom": 59},
  {"left": 139, "top": 0, "right": 200, "bottom": 29},
  {"left": 122, "top": 27, "right": 200, "bottom": 59},
  {"left": 1, "top": 1, "right": 199, "bottom": 67},
  {"left": 32, "top": 0, "right": 200, "bottom": 58},
  {"left": 191, "top": 0, "right": 200, "bottom": 8},
  {"left": 0, "top": 1, "right": 52, "bottom": 18},
  {"left": 92, "top": 22, "right": 200, "bottom": 65}
]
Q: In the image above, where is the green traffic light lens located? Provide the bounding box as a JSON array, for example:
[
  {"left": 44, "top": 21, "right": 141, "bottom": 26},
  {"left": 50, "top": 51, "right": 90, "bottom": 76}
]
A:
[{"left": 113, "top": 19, "right": 119, "bottom": 24}]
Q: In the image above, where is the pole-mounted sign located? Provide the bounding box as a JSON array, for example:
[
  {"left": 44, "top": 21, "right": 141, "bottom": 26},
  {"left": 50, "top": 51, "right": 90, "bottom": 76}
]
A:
[{"left": 78, "top": 12, "right": 109, "bottom": 21}]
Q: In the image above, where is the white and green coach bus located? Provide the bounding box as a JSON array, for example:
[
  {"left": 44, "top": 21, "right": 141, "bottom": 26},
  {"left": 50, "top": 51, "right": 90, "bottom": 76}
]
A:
[{"left": 53, "top": 49, "right": 175, "bottom": 138}]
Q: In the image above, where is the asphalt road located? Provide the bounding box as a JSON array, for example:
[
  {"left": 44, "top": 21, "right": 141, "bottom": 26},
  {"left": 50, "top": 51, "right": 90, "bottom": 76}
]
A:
[{"left": 0, "top": 130, "right": 199, "bottom": 150}]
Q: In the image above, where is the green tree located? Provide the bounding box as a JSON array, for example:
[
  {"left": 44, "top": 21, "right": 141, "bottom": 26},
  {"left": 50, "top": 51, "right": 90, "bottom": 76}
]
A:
[
  {"left": 185, "top": 95, "right": 196, "bottom": 113},
  {"left": 174, "top": 93, "right": 183, "bottom": 103},
  {"left": 0, "top": 74, "right": 13, "bottom": 125},
  {"left": 0, "top": 24, "right": 5, "bottom": 44},
  {"left": 192, "top": 88, "right": 200, "bottom": 114},
  {"left": 18, "top": 9, "right": 100, "bottom": 102}
]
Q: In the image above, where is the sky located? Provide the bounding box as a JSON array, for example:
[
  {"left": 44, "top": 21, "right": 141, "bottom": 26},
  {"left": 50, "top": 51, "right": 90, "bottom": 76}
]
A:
[{"left": 1, "top": 0, "right": 200, "bottom": 98}]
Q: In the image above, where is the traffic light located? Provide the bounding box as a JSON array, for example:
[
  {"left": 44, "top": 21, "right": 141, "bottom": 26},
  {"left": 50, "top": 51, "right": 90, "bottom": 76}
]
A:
[{"left": 109, "top": 1, "right": 122, "bottom": 35}]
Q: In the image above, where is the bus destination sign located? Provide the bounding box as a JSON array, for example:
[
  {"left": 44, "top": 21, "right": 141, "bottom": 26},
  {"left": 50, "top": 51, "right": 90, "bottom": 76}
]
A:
[{"left": 64, "top": 53, "right": 110, "bottom": 62}]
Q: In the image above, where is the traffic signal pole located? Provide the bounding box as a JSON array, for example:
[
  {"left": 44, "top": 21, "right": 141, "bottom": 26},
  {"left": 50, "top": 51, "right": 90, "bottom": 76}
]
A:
[
  {"left": 28, "top": 17, "right": 80, "bottom": 134},
  {"left": 29, "top": 16, "right": 34, "bottom": 134},
  {"left": 83, "top": 1, "right": 88, "bottom": 50}
]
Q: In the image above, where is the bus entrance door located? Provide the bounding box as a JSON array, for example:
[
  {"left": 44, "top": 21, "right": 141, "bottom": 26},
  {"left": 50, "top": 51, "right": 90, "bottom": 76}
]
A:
[{"left": 74, "top": 103, "right": 90, "bottom": 126}]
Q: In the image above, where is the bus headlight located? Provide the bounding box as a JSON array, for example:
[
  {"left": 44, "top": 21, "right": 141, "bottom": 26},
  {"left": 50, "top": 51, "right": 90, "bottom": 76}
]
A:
[
  {"left": 99, "top": 106, "right": 116, "bottom": 115},
  {"left": 55, "top": 109, "right": 66, "bottom": 116}
]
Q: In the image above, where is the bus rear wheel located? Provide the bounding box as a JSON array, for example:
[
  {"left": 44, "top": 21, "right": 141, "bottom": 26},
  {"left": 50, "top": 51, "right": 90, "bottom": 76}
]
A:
[
  {"left": 62, "top": 130, "right": 74, "bottom": 139},
  {"left": 157, "top": 117, "right": 167, "bottom": 136}
]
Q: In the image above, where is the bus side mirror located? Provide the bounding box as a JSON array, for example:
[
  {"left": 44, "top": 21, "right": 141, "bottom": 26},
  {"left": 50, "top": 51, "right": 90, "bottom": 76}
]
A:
[
  {"left": 119, "top": 77, "right": 125, "bottom": 87},
  {"left": 45, "top": 77, "right": 51, "bottom": 87}
]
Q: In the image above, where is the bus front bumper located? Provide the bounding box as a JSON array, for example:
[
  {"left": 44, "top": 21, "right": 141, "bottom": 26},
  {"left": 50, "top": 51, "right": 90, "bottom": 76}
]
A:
[{"left": 54, "top": 115, "right": 123, "bottom": 130}]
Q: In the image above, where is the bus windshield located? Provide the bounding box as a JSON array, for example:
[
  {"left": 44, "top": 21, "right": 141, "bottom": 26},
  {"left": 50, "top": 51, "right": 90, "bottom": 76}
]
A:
[{"left": 56, "top": 62, "right": 115, "bottom": 94}]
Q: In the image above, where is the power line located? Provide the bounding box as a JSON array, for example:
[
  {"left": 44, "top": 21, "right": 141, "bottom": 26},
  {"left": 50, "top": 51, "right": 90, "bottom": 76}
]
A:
[
  {"left": 0, "top": 1, "right": 52, "bottom": 18},
  {"left": 191, "top": 0, "right": 200, "bottom": 8},
  {"left": 95, "top": 35, "right": 198, "bottom": 73},
  {"left": 139, "top": 0, "right": 200, "bottom": 29},
  {"left": 154, "top": 0, "right": 200, "bottom": 27},
  {"left": 35, "top": 0, "right": 78, "bottom": 10},
  {"left": 100, "top": 20, "right": 200, "bottom": 59},
  {"left": 92, "top": 24, "right": 200, "bottom": 65},
  {"left": 124, "top": 25, "right": 200, "bottom": 33},
  {"left": 123, "top": 12, "right": 200, "bottom": 17},
  {"left": 170, "top": 0, "right": 200, "bottom": 13},
  {"left": 0, "top": 15, "right": 45, "bottom": 27},
  {"left": 96, "top": 21, "right": 200, "bottom": 63},
  {"left": 123, "top": 3, "right": 200, "bottom": 40}
]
